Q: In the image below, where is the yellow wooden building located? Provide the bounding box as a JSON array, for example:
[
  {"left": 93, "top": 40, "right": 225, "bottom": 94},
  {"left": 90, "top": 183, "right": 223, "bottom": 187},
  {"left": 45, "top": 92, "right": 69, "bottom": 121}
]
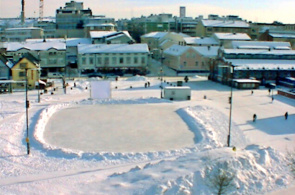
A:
[{"left": 11, "top": 53, "right": 40, "bottom": 89}]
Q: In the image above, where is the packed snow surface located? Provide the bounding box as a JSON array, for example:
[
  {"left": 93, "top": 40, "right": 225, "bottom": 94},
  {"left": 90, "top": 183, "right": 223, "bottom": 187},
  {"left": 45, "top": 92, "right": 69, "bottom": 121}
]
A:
[{"left": 0, "top": 76, "right": 294, "bottom": 195}]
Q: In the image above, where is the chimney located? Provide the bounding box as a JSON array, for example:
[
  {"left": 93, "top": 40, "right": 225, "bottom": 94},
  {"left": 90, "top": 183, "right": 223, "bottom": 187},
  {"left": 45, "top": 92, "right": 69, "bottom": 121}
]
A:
[{"left": 21, "top": 0, "right": 25, "bottom": 24}]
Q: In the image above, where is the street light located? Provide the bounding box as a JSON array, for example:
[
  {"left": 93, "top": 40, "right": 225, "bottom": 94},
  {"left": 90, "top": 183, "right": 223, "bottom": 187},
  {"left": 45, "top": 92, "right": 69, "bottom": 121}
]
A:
[
  {"left": 25, "top": 68, "right": 30, "bottom": 155},
  {"left": 227, "top": 64, "right": 234, "bottom": 147}
]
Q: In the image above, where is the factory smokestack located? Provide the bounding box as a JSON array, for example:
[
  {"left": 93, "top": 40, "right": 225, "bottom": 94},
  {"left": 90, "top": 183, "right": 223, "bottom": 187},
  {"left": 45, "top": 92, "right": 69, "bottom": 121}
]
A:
[{"left": 21, "top": 0, "right": 25, "bottom": 24}]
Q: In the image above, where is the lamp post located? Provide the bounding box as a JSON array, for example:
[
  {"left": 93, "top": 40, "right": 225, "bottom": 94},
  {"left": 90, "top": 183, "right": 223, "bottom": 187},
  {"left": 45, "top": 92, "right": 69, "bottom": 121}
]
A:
[
  {"left": 227, "top": 64, "right": 234, "bottom": 147},
  {"left": 37, "top": 69, "right": 41, "bottom": 103},
  {"left": 160, "top": 49, "right": 165, "bottom": 98},
  {"left": 25, "top": 68, "right": 30, "bottom": 155}
]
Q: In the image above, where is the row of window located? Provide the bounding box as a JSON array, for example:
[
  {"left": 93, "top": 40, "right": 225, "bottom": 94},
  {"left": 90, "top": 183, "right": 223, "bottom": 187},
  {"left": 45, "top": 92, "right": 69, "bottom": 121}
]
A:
[
  {"left": 224, "top": 53, "right": 295, "bottom": 60},
  {"left": 81, "top": 56, "right": 146, "bottom": 66}
]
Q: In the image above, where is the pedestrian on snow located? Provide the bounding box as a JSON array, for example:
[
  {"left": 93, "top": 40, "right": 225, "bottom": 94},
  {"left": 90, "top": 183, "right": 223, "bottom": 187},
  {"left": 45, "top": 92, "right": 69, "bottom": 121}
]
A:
[
  {"left": 147, "top": 82, "right": 150, "bottom": 87},
  {"left": 251, "top": 90, "right": 254, "bottom": 95},
  {"left": 253, "top": 114, "right": 257, "bottom": 122},
  {"left": 74, "top": 82, "right": 76, "bottom": 87},
  {"left": 268, "top": 89, "right": 271, "bottom": 95},
  {"left": 285, "top": 112, "right": 288, "bottom": 120},
  {"left": 144, "top": 83, "right": 147, "bottom": 88},
  {"left": 184, "top": 76, "right": 189, "bottom": 83},
  {"left": 272, "top": 97, "right": 274, "bottom": 102}
]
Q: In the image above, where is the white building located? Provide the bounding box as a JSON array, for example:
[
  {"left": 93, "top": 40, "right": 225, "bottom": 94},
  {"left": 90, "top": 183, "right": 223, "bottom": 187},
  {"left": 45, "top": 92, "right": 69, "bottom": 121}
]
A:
[
  {"left": 4, "top": 27, "right": 44, "bottom": 42},
  {"left": 77, "top": 44, "right": 150, "bottom": 75}
]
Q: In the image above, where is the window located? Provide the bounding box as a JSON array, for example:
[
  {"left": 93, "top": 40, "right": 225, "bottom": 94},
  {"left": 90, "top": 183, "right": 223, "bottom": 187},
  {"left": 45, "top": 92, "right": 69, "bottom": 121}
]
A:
[
  {"left": 82, "top": 57, "right": 86, "bottom": 65},
  {"left": 119, "top": 57, "right": 124, "bottom": 64},
  {"left": 20, "top": 63, "right": 27, "bottom": 69},
  {"left": 89, "top": 57, "right": 94, "bottom": 65},
  {"left": 97, "top": 57, "right": 102, "bottom": 64},
  {"left": 112, "top": 57, "right": 117, "bottom": 64},
  {"left": 134, "top": 57, "right": 138, "bottom": 64},
  {"left": 195, "top": 61, "right": 199, "bottom": 66},
  {"left": 126, "top": 57, "right": 131, "bottom": 64},
  {"left": 19, "top": 71, "right": 26, "bottom": 77},
  {"left": 104, "top": 57, "right": 109, "bottom": 65},
  {"left": 141, "top": 57, "right": 145, "bottom": 64}
]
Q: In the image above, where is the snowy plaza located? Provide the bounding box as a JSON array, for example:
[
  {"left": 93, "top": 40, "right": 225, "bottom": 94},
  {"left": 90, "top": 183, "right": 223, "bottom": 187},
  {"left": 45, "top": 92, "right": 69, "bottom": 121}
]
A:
[{"left": 0, "top": 75, "right": 295, "bottom": 194}]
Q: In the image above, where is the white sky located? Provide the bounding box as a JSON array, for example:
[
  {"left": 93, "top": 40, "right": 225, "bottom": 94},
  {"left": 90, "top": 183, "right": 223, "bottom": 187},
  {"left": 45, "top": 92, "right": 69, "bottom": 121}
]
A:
[{"left": 0, "top": 0, "right": 295, "bottom": 23}]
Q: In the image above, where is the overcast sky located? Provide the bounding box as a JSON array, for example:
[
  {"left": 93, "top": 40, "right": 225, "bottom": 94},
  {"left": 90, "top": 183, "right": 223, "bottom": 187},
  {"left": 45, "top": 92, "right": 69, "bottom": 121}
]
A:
[{"left": 0, "top": 0, "right": 294, "bottom": 23}]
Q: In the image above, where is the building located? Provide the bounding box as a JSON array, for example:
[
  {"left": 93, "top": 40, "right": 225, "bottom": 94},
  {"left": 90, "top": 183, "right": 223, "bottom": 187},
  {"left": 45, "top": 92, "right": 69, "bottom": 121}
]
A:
[
  {"left": 210, "top": 43, "right": 295, "bottom": 85},
  {"left": 6, "top": 39, "right": 66, "bottom": 76},
  {"left": 55, "top": 1, "right": 92, "bottom": 38},
  {"left": 90, "top": 31, "right": 134, "bottom": 44},
  {"left": 212, "top": 32, "right": 251, "bottom": 47},
  {"left": 140, "top": 31, "right": 188, "bottom": 59},
  {"left": 11, "top": 53, "right": 40, "bottom": 89},
  {"left": 196, "top": 19, "right": 250, "bottom": 37},
  {"left": 259, "top": 30, "right": 295, "bottom": 49},
  {"left": 163, "top": 44, "right": 219, "bottom": 74},
  {"left": 4, "top": 27, "right": 44, "bottom": 42},
  {"left": 0, "top": 54, "right": 12, "bottom": 80},
  {"left": 77, "top": 43, "right": 150, "bottom": 75},
  {"left": 34, "top": 19, "right": 57, "bottom": 39},
  {"left": 184, "top": 36, "right": 219, "bottom": 46}
]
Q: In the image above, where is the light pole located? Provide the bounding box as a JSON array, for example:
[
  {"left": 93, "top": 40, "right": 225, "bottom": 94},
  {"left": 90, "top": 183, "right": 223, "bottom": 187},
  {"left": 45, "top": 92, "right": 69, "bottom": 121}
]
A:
[
  {"left": 25, "top": 68, "right": 30, "bottom": 155},
  {"left": 37, "top": 69, "right": 41, "bottom": 103},
  {"left": 227, "top": 64, "right": 234, "bottom": 147},
  {"left": 160, "top": 49, "right": 165, "bottom": 98}
]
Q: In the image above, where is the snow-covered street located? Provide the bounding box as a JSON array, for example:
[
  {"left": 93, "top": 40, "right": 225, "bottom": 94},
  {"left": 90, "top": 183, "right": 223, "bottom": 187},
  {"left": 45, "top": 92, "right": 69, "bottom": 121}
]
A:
[{"left": 0, "top": 76, "right": 294, "bottom": 194}]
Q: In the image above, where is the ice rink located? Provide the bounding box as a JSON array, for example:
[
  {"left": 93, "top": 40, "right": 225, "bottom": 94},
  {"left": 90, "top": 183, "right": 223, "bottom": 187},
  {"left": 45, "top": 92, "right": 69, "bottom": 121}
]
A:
[{"left": 44, "top": 104, "right": 195, "bottom": 153}]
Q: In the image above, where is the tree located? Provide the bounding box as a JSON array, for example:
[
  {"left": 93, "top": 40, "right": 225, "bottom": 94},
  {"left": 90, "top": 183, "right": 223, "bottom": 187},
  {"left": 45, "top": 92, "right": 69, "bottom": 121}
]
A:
[{"left": 205, "top": 161, "right": 236, "bottom": 195}]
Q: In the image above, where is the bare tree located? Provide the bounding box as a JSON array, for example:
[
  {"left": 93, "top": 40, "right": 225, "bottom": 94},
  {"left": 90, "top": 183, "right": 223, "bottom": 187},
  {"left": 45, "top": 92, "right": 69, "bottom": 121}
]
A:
[{"left": 205, "top": 161, "right": 236, "bottom": 195}]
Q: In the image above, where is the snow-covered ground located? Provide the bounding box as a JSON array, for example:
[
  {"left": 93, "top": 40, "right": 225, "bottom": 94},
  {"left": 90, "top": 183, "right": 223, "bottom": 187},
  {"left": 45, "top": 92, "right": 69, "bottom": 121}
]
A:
[{"left": 0, "top": 75, "right": 294, "bottom": 195}]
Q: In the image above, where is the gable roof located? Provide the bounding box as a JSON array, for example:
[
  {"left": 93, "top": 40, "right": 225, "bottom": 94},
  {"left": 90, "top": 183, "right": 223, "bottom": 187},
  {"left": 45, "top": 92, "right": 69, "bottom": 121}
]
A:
[
  {"left": 213, "top": 33, "right": 251, "bottom": 40},
  {"left": 0, "top": 54, "right": 14, "bottom": 69},
  {"left": 193, "top": 46, "right": 219, "bottom": 57},
  {"left": 163, "top": 44, "right": 191, "bottom": 56},
  {"left": 184, "top": 37, "right": 219, "bottom": 45},
  {"left": 6, "top": 41, "right": 66, "bottom": 52},
  {"left": 201, "top": 19, "right": 249, "bottom": 28},
  {"left": 12, "top": 53, "right": 40, "bottom": 68}
]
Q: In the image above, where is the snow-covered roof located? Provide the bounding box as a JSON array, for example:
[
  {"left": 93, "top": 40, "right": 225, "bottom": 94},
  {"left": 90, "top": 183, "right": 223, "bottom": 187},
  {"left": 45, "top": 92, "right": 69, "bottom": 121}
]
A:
[
  {"left": 66, "top": 38, "right": 92, "bottom": 46},
  {"left": 223, "top": 49, "right": 295, "bottom": 55},
  {"left": 5, "top": 27, "right": 42, "bottom": 31},
  {"left": 201, "top": 19, "right": 249, "bottom": 28},
  {"left": 231, "top": 41, "right": 291, "bottom": 50},
  {"left": 184, "top": 37, "right": 218, "bottom": 45},
  {"left": 213, "top": 33, "right": 251, "bottom": 40},
  {"left": 90, "top": 31, "right": 132, "bottom": 39},
  {"left": 77, "top": 44, "right": 149, "bottom": 54},
  {"left": 224, "top": 59, "right": 295, "bottom": 70},
  {"left": 193, "top": 46, "right": 219, "bottom": 57},
  {"left": 6, "top": 41, "right": 66, "bottom": 52},
  {"left": 141, "top": 32, "right": 168, "bottom": 39},
  {"left": 85, "top": 23, "right": 115, "bottom": 27},
  {"left": 233, "top": 79, "right": 261, "bottom": 83},
  {"left": 269, "top": 33, "right": 295, "bottom": 39},
  {"left": 163, "top": 44, "right": 190, "bottom": 56}
]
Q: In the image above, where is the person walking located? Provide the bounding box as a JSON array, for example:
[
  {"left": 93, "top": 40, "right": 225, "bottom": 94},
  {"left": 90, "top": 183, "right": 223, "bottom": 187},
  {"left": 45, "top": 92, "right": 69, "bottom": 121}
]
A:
[
  {"left": 251, "top": 90, "right": 254, "bottom": 95},
  {"left": 253, "top": 114, "right": 257, "bottom": 122},
  {"left": 285, "top": 112, "right": 288, "bottom": 120}
]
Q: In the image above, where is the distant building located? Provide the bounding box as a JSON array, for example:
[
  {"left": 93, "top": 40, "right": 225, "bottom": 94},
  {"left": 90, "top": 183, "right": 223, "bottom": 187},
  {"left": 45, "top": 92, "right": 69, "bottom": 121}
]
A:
[
  {"left": 212, "top": 32, "right": 251, "bottom": 47},
  {"left": 90, "top": 31, "right": 134, "bottom": 44},
  {"left": 34, "top": 19, "right": 56, "bottom": 39},
  {"left": 196, "top": 19, "right": 250, "bottom": 37},
  {"left": 6, "top": 40, "right": 66, "bottom": 76},
  {"left": 210, "top": 41, "right": 295, "bottom": 85},
  {"left": 77, "top": 44, "right": 150, "bottom": 75},
  {"left": 163, "top": 44, "right": 219, "bottom": 74},
  {"left": 184, "top": 36, "right": 219, "bottom": 46},
  {"left": 0, "top": 54, "right": 12, "bottom": 80},
  {"left": 11, "top": 53, "right": 40, "bottom": 89},
  {"left": 55, "top": 1, "right": 92, "bottom": 38},
  {"left": 180, "top": 6, "right": 186, "bottom": 18},
  {"left": 4, "top": 27, "right": 44, "bottom": 42},
  {"left": 259, "top": 30, "right": 295, "bottom": 49}
]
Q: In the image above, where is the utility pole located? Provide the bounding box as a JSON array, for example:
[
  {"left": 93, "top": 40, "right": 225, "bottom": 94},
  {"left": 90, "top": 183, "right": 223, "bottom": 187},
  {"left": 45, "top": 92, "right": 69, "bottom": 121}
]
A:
[
  {"left": 227, "top": 64, "right": 234, "bottom": 147},
  {"left": 25, "top": 68, "right": 30, "bottom": 155}
]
